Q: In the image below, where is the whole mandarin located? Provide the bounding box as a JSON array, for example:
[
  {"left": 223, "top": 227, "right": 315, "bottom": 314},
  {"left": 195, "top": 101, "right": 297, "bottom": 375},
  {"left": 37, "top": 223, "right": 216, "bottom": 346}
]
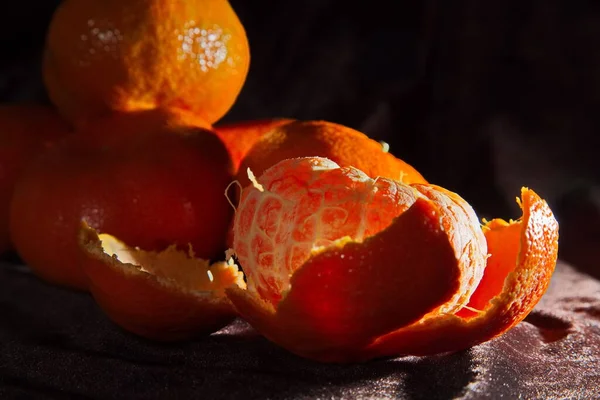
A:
[
  {"left": 213, "top": 118, "right": 294, "bottom": 172},
  {"left": 10, "top": 109, "right": 234, "bottom": 290},
  {"left": 0, "top": 104, "right": 70, "bottom": 254},
  {"left": 236, "top": 120, "right": 427, "bottom": 188},
  {"left": 44, "top": 0, "right": 250, "bottom": 127}
]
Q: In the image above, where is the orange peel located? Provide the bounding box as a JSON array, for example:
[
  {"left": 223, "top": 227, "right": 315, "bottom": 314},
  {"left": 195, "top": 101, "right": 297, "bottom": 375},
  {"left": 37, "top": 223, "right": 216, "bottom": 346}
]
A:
[
  {"left": 366, "top": 190, "right": 559, "bottom": 357},
  {"left": 226, "top": 157, "right": 559, "bottom": 362},
  {"left": 79, "top": 222, "right": 244, "bottom": 341}
]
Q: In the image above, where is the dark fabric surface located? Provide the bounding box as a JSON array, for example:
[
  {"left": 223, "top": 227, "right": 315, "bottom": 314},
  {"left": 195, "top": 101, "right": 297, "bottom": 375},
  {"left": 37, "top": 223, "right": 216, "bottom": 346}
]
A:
[
  {"left": 0, "top": 261, "right": 599, "bottom": 399},
  {"left": 2, "top": 0, "right": 600, "bottom": 398}
]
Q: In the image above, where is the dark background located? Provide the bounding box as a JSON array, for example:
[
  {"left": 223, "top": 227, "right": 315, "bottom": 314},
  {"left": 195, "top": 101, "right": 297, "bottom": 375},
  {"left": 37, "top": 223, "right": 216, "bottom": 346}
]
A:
[
  {"left": 1, "top": 2, "right": 600, "bottom": 398},
  {"left": 1, "top": 1, "right": 599, "bottom": 273}
]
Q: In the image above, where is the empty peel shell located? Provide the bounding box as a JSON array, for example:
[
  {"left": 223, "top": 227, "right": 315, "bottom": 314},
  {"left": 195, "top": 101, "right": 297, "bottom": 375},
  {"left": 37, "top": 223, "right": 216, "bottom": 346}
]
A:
[{"left": 79, "top": 223, "right": 244, "bottom": 341}]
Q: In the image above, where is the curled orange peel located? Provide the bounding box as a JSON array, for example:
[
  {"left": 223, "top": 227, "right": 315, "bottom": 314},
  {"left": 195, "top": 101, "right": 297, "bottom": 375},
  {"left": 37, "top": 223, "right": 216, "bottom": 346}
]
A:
[
  {"left": 365, "top": 188, "right": 559, "bottom": 358},
  {"left": 226, "top": 157, "right": 559, "bottom": 363},
  {"left": 78, "top": 222, "right": 245, "bottom": 341}
]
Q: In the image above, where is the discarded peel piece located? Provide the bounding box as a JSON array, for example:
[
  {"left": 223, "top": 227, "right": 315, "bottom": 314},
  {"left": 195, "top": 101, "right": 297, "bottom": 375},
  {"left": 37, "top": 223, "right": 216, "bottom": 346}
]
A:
[
  {"left": 227, "top": 157, "right": 531, "bottom": 362},
  {"left": 79, "top": 223, "right": 245, "bottom": 341},
  {"left": 365, "top": 188, "right": 559, "bottom": 358}
]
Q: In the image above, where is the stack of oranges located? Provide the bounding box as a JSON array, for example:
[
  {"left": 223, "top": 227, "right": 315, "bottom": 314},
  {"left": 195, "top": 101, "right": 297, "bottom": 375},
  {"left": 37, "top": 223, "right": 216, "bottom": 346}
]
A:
[{"left": 0, "top": 0, "right": 559, "bottom": 363}]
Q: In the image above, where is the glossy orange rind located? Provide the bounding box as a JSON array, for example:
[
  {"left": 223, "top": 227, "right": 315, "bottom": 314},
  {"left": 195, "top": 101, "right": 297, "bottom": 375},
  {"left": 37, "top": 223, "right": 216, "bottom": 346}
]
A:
[
  {"left": 213, "top": 118, "right": 294, "bottom": 172},
  {"left": 236, "top": 120, "right": 427, "bottom": 188},
  {"left": 79, "top": 222, "right": 245, "bottom": 341}
]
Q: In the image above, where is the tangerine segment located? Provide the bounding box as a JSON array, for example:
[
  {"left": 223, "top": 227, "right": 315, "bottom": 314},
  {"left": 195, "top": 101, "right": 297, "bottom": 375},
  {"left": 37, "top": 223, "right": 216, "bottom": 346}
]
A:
[
  {"left": 79, "top": 223, "right": 244, "bottom": 341},
  {"left": 44, "top": 0, "right": 250, "bottom": 127},
  {"left": 365, "top": 188, "right": 559, "bottom": 358},
  {"left": 236, "top": 120, "right": 427, "bottom": 188},
  {"left": 213, "top": 118, "right": 294, "bottom": 172},
  {"left": 227, "top": 198, "right": 460, "bottom": 362}
]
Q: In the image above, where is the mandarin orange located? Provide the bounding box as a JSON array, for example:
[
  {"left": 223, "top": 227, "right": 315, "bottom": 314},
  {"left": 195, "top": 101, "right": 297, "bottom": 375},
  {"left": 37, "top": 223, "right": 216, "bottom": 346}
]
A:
[
  {"left": 213, "top": 118, "right": 294, "bottom": 172},
  {"left": 0, "top": 104, "right": 70, "bottom": 254},
  {"left": 44, "top": 0, "right": 250, "bottom": 127},
  {"left": 226, "top": 157, "right": 559, "bottom": 362},
  {"left": 10, "top": 109, "right": 234, "bottom": 290},
  {"left": 236, "top": 120, "right": 427, "bottom": 188}
]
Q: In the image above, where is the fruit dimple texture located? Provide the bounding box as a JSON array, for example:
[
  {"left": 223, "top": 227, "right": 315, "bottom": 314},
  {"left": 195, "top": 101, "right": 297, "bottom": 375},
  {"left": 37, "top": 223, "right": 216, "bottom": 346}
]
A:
[
  {"left": 44, "top": 0, "right": 249, "bottom": 126},
  {"left": 237, "top": 120, "right": 427, "bottom": 188},
  {"left": 233, "top": 158, "right": 421, "bottom": 306}
]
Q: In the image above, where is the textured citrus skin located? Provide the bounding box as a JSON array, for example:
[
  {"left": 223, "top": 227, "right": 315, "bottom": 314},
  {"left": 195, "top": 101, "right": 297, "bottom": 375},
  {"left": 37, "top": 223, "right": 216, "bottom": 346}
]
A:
[
  {"left": 237, "top": 120, "right": 427, "bottom": 187},
  {"left": 213, "top": 118, "right": 294, "bottom": 172},
  {"left": 0, "top": 104, "right": 70, "bottom": 253},
  {"left": 227, "top": 157, "right": 559, "bottom": 362},
  {"left": 44, "top": 0, "right": 250, "bottom": 127},
  {"left": 367, "top": 188, "right": 559, "bottom": 358},
  {"left": 10, "top": 110, "right": 234, "bottom": 290},
  {"left": 79, "top": 224, "right": 242, "bottom": 341}
]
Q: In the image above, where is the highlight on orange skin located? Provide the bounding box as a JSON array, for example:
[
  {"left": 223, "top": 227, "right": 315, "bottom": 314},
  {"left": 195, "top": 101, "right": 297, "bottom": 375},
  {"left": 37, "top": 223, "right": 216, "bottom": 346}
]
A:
[
  {"left": 213, "top": 118, "right": 294, "bottom": 172},
  {"left": 226, "top": 157, "right": 559, "bottom": 362},
  {"left": 79, "top": 223, "right": 245, "bottom": 341},
  {"left": 236, "top": 120, "right": 427, "bottom": 188},
  {"left": 9, "top": 109, "right": 234, "bottom": 290},
  {"left": 0, "top": 104, "right": 71, "bottom": 253},
  {"left": 44, "top": 0, "right": 250, "bottom": 127}
]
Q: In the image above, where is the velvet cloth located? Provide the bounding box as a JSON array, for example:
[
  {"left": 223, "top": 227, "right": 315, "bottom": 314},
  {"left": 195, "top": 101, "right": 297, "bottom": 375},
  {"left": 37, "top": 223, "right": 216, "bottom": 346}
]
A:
[
  {"left": 2, "top": 0, "right": 600, "bottom": 398},
  {"left": 0, "top": 261, "right": 599, "bottom": 399}
]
